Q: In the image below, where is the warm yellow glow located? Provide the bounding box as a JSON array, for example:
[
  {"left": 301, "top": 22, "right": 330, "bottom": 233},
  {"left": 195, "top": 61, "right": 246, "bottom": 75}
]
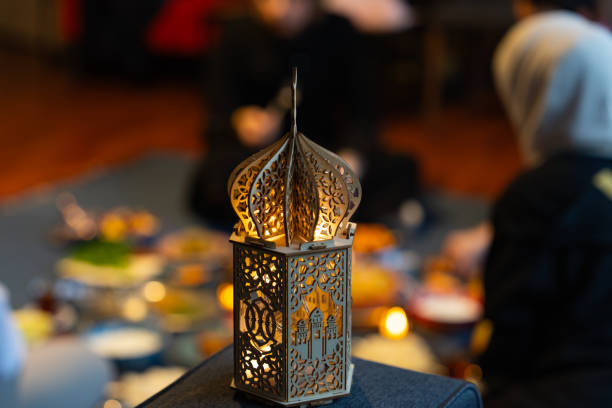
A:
[
  {"left": 470, "top": 319, "right": 493, "bottom": 355},
  {"left": 261, "top": 345, "right": 271, "bottom": 352},
  {"left": 379, "top": 307, "right": 409, "bottom": 339},
  {"left": 13, "top": 309, "right": 53, "bottom": 346},
  {"left": 217, "top": 283, "right": 234, "bottom": 312},
  {"left": 251, "top": 360, "right": 259, "bottom": 369},
  {"left": 103, "top": 400, "right": 122, "bottom": 408},
  {"left": 100, "top": 214, "right": 127, "bottom": 242},
  {"left": 142, "top": 281, "right": 166, "bottom": 303},
  {"left": 122, "top": 296, "right": 147, "bottom": 322},
  {"left": 263, "top": 363, "right": 270, "bottom": 371},
  {"left": 464, "top": 364, "right": 483, "bottom": 382}
]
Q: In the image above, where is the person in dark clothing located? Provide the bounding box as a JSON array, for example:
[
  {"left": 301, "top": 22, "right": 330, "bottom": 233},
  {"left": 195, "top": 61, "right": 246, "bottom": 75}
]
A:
[
  {"left": 482, "top": 153, "right": 612, "bottom": 407},
  {"left": 190, "top": 0, "right": 418, "bottom": 227},
  {"left": 444, "top": 11, "right": 612, "bottom": 407}
]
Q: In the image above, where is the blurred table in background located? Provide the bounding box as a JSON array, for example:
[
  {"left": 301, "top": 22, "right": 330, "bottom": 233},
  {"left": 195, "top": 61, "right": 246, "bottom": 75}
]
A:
[{"left": 0, "top": 153, "right": 489, "bottom": 407}]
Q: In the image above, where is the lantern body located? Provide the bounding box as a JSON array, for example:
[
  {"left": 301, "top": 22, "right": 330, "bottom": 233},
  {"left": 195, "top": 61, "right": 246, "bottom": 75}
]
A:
[
  {"left": 228, "top": 68, "right": 360, "bottom": 406},
  {"left": 231, "top": 234, "right": 354, "bottom": 406}
]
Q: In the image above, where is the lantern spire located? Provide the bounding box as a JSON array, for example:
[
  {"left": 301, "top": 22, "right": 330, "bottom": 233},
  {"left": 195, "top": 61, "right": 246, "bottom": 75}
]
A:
[
  {"left": 291, "top": 67, "right": 298, "bottom": 140},
  {"left": 228, "top": 68, "right": 361, "bottom": 246}
]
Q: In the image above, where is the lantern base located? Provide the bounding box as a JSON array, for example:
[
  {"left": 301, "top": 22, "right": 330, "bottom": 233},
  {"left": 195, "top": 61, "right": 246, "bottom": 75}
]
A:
[{"left": 231, "top": 363, "right": 354, "bottom": 407}]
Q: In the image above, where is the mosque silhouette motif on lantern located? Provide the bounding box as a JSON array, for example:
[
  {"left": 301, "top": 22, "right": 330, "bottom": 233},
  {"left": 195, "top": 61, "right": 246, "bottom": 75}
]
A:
[{"left": 228, "top": 68, "right": 361, "bottom": 406}]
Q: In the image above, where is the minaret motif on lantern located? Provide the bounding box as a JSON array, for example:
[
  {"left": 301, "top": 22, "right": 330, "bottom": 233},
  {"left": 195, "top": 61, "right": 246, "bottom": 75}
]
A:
[{"left": 228, "top": 67, "right": 361, "bottom": 406}]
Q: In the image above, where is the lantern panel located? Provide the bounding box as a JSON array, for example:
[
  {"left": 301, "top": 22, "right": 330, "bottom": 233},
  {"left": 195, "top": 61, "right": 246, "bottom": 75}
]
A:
[
  {"left": 234, "top": 245, "right": 287, "bottom": 399},
  {"left": 229, "top": 137, "right": 288, "bottom": 240},
  {"left": 249, "top": 145, "right": 290, "bottom": 241},
  {"left": 287, "top": 144, "right": 319, "bottom": 244},
  {"left": 301, "top": 136, "right": 361, "bottom": 236},
  {"left": 287, "top": 249, "right": 349, "bottom": 402}
]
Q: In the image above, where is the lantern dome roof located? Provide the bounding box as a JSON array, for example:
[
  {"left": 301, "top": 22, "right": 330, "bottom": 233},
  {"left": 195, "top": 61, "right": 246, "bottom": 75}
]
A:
[{"left": 228, "top": 68, "right": 361, "bottom": 246}]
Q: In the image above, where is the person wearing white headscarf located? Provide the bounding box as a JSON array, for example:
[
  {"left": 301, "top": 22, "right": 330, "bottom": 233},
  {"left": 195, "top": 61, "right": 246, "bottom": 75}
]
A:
[
  {"left": 477, "top": 12, "right": 612, "bottom": 407},
  {"left": 494, "top": 11, "right": 612, "bottom": 165},
  {"left": 442, "top": 1, "right": 608, "bottom": 278}
]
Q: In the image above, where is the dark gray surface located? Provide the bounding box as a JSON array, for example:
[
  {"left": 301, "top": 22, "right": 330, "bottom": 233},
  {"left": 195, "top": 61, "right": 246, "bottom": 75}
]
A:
[
  {"left": 0, "top": 153, "right": 489, "bottom": 309},
  {"left": 137, "top": 345, "right": 482, "bottom": 408}
]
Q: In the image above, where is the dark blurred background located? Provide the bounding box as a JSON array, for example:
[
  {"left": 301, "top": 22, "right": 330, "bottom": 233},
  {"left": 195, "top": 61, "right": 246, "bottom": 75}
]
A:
[
  {"left": 0, "top": 0, "right": 530, "bottom": 202},
  {"left": 2, "top": 1, "right": 611, "bottom": 407}
]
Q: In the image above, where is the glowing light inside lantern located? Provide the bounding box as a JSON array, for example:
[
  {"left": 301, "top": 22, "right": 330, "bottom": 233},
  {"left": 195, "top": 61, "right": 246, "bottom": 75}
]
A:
[{"left": 379, "top": 307, "right": 409, "bottom": 339}]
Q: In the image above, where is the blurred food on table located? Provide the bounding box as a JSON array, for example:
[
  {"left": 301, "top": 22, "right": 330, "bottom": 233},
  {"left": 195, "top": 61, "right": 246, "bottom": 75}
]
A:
[
  {"left": 352, "top": 333, "right": 443, "bottom": 375},
  {"left": 352, "top": 262, "right": 399, "bottom": 308},
  {"left": 57, "top": 242, "right": 165, "bottom": 288},
  {"left": 352, "top": 223, "right": 397, "bottom": 254},
  {"left": 157, "top": 227, "right": 231, "bottom": 262},
  {"left": 107, "top": 366, "right": 187, "bottom": 408},
  {"left": 149, "top": 287, "right": 219, "bottom": 332},
  {"left": 86, "top": 325, "right": 163, "bottom": 361},
  {"left": 408, "top": 291, "right": 482, "bottom": 330},
  {"left": 13, "top": 308, "right": 54, "bottom": 346}
]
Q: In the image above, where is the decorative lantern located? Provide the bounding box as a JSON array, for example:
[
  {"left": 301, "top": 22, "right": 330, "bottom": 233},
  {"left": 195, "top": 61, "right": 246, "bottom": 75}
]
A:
[{"left": 228, "top": 68, "right": 361, "bottom": 406}]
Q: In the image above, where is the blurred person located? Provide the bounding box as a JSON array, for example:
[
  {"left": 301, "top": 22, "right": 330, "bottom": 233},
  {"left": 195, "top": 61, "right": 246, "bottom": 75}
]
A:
[
  {"left": 0, "top": 283, "right": 110, "bottom": 408},
  {"left": 444, "top": 11, "right": 612, "bottom": 406},
  {"left": 444, "top": 0, "right": 606, "bottom": 279},
  {"left": 0, "top": 284, "right": 25, "bottom": 382},
  {"left": 322, "top": 0, "right": 416, "bottom": 33},
  {"left": 190, "top": 0, "right": 419, "bottom": 227}
]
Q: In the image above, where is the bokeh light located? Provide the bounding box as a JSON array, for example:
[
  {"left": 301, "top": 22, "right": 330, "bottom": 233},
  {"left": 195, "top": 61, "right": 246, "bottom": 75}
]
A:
[
  {"left": 103, "top": 399, "right": 122, "bottom": 408},
  {"left": 143, "top": 281, "right": 166, "bottom": 303},
  {"left": 217, "top": 283, "right": 233, "bottom": 312},
  {"left": 121, "top": 296, "right": 148, "bottom": 322},
  {"left": 379, "top": 306, "right": 409, "bottom": 339}
]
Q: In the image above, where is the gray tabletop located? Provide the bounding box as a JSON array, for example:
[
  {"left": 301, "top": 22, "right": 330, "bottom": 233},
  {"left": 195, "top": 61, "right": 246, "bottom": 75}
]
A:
[{"left": 137, "top": 346, "right": 482, "bottom": 408}]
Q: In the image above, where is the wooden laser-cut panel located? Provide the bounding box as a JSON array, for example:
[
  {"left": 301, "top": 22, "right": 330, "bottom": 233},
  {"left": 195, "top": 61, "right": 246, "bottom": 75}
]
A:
[
  {"left": 234, "top": 245, "right": 287, "bottom": 399},
  {"left": 287, "top": 250, "right": 347, "bottom": 401}
]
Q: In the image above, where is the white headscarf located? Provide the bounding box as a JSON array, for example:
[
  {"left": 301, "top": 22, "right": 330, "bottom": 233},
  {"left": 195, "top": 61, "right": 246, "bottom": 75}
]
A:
[{"left": 494, "top": 11, "right": 612, "bottom": 165}]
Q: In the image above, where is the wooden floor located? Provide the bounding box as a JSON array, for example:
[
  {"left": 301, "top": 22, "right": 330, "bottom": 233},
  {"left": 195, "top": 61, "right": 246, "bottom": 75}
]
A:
[{"left": 0, "top": 50, "right": 520, "bottom": 203}]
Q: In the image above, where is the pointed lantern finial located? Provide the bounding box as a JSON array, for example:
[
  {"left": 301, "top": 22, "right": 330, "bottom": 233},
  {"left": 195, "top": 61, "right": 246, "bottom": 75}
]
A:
[
  {"left": 228, "top": 68, "right": 361, "bottom": 246},
  {"left": 291, "top": 66, "right": 298, "bottom": 139}
]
